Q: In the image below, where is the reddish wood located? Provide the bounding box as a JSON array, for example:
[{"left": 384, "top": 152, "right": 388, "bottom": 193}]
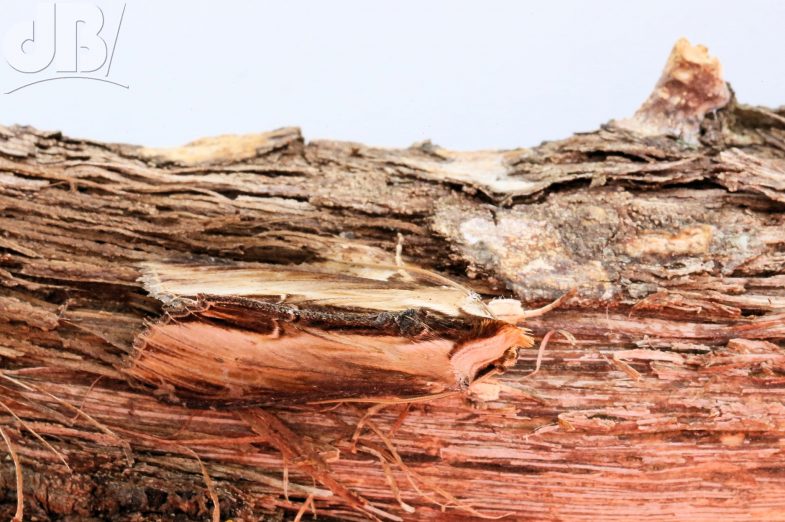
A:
[{"left": 0, "top": 39, "right": 783, "bottom": 521}]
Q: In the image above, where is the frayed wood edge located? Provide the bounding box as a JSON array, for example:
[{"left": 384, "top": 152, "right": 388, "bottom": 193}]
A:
[
  {"left": 293, "top": 493, "right": 316, "bottom": 522},
  {"left": 0, "top": 426, "right": 24, "bottom": 522},
  {"left": 113, "top": 426, "right": 330, "bottom": 498},
  {"left": 0, "top": 399, "right": 71, "bottom": 472},
  {"left": 357, "top": 444, "right": 415, "bottom": 514},
  {"left": 70, "top": 376, "right": 103, "bottom": 423},
  {"left": 181, "top": 446, "right": 220, "bottom": 522},
  {"left": 388, "top": 404, "right": 411, "bottom": 439},
  {"left": 137, "top": 262, "right": 197, "bottom": 309},
  {"left": 137, "top": 262, "right": 169, "bottom": 301},
  {"left": 283, "top": 455, "right": 290, "bottom": 502},
  {"left": 522, "top": 329, "right": 576, "bottom": 380},
  {"left": 600, "top": 352, "right": 642, "bottom": 381},
  {"left": 238, "top": 409, "right": 401, "bottom": 522},
  {"left": 351, "top": 404, "right": 388, "bottom": 452},
  {"left": 0, "top": 371, "right": 133, "bottom": 466},
  {"left": 362, "top": 418, "right": 512, "bottom": 519}
]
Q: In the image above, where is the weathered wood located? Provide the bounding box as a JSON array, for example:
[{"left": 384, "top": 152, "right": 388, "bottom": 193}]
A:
[{"left": 0, "top": 39, "right": 784, "bottom": 521}]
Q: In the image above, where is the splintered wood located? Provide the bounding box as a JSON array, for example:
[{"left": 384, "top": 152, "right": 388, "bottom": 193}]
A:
[
  {"left": 0, "top": 38, "right": 785, "bottom": 521},
  {"left": 130, "top": 261, "right": 533, "bottom": 406}
]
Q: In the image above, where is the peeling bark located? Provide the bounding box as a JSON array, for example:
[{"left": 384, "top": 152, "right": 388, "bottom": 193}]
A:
[{"left": 0, "top": 39, "right": 784, "bottom": 521}]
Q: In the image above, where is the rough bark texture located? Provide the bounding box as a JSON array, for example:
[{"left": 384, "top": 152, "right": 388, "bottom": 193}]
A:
[{"left": 1, "top": 39, "right": 784, "bottom": 521}]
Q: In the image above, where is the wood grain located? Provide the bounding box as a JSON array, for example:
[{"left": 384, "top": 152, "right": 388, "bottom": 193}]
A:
[{"left": 0, "top": 39, "right": 783, "bottom": 521}]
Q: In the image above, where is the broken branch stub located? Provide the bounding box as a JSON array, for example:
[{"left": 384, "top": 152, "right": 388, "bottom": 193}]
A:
[{"left": 614, "top": 37, "right": 731, "bottom": 143}]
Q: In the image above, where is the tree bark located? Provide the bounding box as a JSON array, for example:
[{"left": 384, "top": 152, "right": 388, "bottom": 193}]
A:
[{"left": 1, "top": 39, "right": 784, "bottom": 521}]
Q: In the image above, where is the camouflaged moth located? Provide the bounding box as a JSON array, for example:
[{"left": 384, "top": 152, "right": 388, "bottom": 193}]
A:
[{"left": 128, "top": 260, "right": 535, "bottom": 407}]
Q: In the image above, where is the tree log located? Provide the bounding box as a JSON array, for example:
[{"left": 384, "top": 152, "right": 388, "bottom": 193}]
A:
[{"left": 1, "top": 39, "right": 784, "bottom": 521}]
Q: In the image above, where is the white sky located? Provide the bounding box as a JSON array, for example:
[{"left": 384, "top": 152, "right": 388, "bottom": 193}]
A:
[{"left": 0, "top": 0, "right": 783, "bottom": 150}]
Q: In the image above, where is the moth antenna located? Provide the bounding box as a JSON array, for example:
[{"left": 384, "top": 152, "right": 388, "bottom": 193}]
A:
[
  {"left": 521, "top": 288, "right": 577, "bottom": 319},
  {"left": 488, "top": 289, "right": 577, "bottom": 323}
]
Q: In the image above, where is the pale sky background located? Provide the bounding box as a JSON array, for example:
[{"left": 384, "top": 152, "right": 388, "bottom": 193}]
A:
[{"left": 0, "top": 0, "right": 783, "bottom": 150}]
